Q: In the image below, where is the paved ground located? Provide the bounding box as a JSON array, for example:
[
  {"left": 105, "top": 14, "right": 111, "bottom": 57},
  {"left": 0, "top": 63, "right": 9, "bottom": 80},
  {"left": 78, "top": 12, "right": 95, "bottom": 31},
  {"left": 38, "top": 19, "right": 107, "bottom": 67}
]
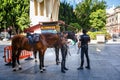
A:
[{"left": 0, "top": 41, "right": 120, "bottom": 80}]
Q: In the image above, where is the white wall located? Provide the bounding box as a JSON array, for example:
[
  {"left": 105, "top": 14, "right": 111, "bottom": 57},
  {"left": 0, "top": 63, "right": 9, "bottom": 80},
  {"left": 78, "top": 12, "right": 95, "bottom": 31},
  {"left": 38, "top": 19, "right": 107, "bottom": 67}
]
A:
[{"left": 30, "top": 0, "right": 60, "bottom": 26}]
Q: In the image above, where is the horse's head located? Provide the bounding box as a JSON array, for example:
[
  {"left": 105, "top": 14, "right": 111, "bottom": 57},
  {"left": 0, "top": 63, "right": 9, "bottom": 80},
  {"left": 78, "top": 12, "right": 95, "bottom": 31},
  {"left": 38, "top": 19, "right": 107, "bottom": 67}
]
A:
[{"left": 66, "top": 31, "right": 78, "bottom": 44}]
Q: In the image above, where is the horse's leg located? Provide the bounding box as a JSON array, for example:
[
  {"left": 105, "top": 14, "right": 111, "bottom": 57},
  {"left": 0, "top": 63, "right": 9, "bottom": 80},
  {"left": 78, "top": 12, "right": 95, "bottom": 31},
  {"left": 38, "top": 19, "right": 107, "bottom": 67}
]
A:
[
  {"left": 16, "top": 49, "right": 22, "bottom": 70},
  {"left": 42, "top": 50, "right": 46, "bottom": 71},
  {"left": 39, "top": 49, "right": 46, "bottom": 73},
  {"left": 38, "top": 50, "right": 43, "bottom": 72},
  {"left": 12, "top": 50, "right": 17, "bottom": 71},
  {"left": 55, "top": 46, "right": 60, "bottom": 65},
  {"left": 33, "top": 50, "right": 37, "bottom": 62}
]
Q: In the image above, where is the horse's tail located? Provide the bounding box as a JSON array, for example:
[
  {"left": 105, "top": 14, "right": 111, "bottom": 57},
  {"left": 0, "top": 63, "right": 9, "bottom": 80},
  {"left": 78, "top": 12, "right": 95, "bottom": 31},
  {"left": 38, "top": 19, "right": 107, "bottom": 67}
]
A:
[{"left": 11, "top": 35, "right": 25, "bottom": 68}]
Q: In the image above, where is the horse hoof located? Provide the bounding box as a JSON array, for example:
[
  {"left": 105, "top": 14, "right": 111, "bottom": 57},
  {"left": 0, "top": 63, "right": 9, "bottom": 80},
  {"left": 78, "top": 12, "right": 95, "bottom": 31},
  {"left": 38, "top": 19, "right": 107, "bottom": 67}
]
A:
[
  {"left": 19, "top": 67, "right": 22, "bottom": 70},
  {"left": 18, "top": 65, "right": 22, "bottom": 70},
  {"left": 40, "top": 71, "right": 43, "bottom": 73},
  {"left": 40, "top": 70, "right": 43, "bottom": 73},
  {"left": 43, "top": 67, "right": 46, "bottom": 71},
  {"left": 12, "top": 68, "right": 17, "bottom": 72},
  {"left": 35, "top": 60, "right": 37, "bottom": 62},
  {"left": 35, "top": 59, "right": 37, "bottom": 62},
  {"left": 43, "top": 69, "right": 46, "bottom": 71}
]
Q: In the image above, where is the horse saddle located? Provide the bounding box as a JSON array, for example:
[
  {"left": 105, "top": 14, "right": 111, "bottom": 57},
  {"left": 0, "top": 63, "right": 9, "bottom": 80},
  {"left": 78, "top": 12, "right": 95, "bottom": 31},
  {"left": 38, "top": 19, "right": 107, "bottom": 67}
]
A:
[{"left": 26, "top": 33, "right": 40, "bottom": 44}]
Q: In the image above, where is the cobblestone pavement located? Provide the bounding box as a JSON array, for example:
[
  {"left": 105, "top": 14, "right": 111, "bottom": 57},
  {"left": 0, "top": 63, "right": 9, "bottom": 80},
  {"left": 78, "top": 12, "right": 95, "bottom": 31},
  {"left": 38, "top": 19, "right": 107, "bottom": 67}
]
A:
[{"left": 0, "top": 41, "right": 120, "bottom": 80}]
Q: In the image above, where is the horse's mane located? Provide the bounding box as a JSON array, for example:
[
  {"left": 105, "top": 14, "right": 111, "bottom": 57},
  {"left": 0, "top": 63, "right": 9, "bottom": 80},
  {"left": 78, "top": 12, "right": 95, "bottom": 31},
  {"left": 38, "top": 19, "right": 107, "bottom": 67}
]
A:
[{"left": 12, "top": 35, "right": 26, "bottom": 43}]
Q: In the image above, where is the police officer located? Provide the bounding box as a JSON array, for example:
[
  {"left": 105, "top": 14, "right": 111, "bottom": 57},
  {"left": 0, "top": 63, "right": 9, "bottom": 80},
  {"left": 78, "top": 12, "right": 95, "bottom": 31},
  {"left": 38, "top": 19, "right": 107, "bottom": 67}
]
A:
[
  {"left": 77, "top": 29, "right": 91, "bottom": 70},
  {"left": 61, "top": 32, "right": 69, "bottom": 73}
]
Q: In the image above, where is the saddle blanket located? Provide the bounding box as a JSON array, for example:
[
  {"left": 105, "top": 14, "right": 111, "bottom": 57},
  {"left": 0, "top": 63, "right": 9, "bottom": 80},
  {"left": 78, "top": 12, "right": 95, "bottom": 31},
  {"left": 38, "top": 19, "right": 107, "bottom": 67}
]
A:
[{"left": 26, "top": 33, "right": 40, "bottom": 44}]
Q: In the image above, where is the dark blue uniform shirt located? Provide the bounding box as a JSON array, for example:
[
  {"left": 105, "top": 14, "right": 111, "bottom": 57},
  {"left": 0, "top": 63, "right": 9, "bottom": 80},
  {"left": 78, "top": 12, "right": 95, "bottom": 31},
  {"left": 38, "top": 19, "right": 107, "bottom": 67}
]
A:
[{"left": 79, "top": 34, "right": 90, "bottom": 46}]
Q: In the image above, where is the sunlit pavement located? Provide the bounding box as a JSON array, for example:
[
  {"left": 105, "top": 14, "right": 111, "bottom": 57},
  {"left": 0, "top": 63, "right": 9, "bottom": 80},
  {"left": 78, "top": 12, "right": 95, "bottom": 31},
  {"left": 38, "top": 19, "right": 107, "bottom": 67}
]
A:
[{"left": 0, "top": 40, "right": 120, "bottom": 80}]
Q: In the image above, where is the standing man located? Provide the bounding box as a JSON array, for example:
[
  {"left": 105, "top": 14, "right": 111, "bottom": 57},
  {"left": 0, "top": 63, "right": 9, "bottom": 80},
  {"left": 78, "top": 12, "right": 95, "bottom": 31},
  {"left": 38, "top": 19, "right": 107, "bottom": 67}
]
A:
[
  {"left": 61, "top": 32, "right": 69, "bottom": 73},
  {"left": 7, "top": 26, "right": 12, "bottom": 39},
  {"left": 77, "top": 29, "right": 91, "bottom": 70}
]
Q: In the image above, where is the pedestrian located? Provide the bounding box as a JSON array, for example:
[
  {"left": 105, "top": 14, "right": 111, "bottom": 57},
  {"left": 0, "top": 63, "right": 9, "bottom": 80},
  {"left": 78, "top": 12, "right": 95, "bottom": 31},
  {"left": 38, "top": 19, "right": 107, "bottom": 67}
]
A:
[
  {"left": 77, "top": 29, "right": 91, "bottom": 70},
  {"left": 7, "top": 26, "right": 12, "bottom": 39},
  {"left": 61, "top": 31, "right": 69, "bottom": 73}
]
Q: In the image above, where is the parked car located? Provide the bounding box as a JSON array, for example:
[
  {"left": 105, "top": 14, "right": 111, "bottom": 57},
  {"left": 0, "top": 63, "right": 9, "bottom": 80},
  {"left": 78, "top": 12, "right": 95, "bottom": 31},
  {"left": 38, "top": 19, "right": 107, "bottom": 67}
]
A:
[{"left": 112, "top": 34, "right": 118, "bottom": 41}]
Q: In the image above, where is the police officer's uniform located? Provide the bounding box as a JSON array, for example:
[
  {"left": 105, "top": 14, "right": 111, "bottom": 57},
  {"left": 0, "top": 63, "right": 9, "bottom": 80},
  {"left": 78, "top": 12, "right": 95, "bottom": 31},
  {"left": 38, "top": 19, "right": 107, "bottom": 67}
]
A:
[
  {"left": 61, "top": 32, "right": 69, "bottom": 73},
  {"left": 78, "top": 30, "right": 90, "bottom": 70}
]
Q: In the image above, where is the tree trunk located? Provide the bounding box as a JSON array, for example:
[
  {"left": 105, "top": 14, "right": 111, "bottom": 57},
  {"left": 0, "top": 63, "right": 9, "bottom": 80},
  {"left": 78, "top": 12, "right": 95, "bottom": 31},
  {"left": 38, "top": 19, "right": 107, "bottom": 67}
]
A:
[{"left": 12, "top": 24, "right": 17, "bottom": 35}]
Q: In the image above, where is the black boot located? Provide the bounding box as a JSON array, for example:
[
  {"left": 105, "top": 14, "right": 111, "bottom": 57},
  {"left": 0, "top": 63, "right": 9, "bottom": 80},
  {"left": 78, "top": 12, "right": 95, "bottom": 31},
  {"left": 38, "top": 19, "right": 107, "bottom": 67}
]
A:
[
  {"left": 61, "top": 65, "right": 66, "bottom": 73},
  {"left": 77, "top": 66, "right": 83, "bottom": 70},
  {"left": 61, "top": 60, "right": 66, "bottom": 73},
  {"left": 64, "top": 67, "right": 68, "bottom": 70},
  {"left": 78, "top": 60, "right": 84, "bottom": 70},
  {"left": 85, "top": 66, "right": 90, "bottom": 69},
  {"left": 61, "top": 69, "right": 66, "bottom": 73}
]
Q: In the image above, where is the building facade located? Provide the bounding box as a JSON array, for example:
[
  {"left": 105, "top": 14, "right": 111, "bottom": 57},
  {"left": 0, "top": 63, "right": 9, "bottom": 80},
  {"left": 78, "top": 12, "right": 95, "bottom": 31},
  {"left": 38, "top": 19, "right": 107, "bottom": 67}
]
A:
[
  {"left": 29, "top": 0, "right": 60, "bottom": 33},
  {"left": 30, "top": 0, "right": 60, "bottom": 25},
  {"left": 106, "top": 7, "right": 120, "bottom": 37}
]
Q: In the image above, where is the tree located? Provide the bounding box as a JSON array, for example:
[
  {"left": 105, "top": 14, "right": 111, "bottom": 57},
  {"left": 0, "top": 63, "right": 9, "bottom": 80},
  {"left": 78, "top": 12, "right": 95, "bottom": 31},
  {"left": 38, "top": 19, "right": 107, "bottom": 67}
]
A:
[
  {"left": 68, "top": 23, "right": 81, "bottom": 33},
  {"left": 74, "top": 0, "right": 106, "bottom": 31},
  {"left": 59, "top": 2, "right": 80, "bottom": 32},
  {"left": 89, "top": 9, "right": 106, "bottom": 31},
  {"left": 15, "top": 0, "right": 30, "bottom": 33},
  {"left": 91, "top": 0, "right": 106, "bottom": 12},
  {"left": 75, "top": 0, "right": 92, "bottom": 30},
  {"left": 0, "top": 0, "right": 30, "bottom": 34}
]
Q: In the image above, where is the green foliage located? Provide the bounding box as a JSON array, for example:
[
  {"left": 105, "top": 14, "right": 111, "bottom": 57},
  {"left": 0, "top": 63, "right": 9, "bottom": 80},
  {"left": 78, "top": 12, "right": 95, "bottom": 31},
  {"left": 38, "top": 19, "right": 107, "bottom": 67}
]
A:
[
  {"left": 59, "top": 2, "right": 79, "bottom": 32},
  {"left": 89, "top": 9, "right": 106, "bottom": 30},
  {"left": 91, "top": 0, "right": 106, "bottom": 12},
  {"left": 75, "top": 0, "right": 107, "bottom": 32},
  {"left": 68, "top": 23, "right": 81, "bottom": 33},
  {"left": 88, "top": 32, "right": 96, "bottom": 40},
  {"left": 105, "top": 33, "right": 112, "bottom": 40},
  {"left": 75, "top": 0, "right": 92, "bottom": 30},
  {"left": 116, "top": 6, "right": 120, "bottom": 8},
  {"left": 0, "top": 0, "right": 30, "bottom": 34},
  {"left": 88, "top": 31, "right": 112, "bottom": 40},
  {"left": 17, "top": 13, "right": 30, "bottom": 31}
]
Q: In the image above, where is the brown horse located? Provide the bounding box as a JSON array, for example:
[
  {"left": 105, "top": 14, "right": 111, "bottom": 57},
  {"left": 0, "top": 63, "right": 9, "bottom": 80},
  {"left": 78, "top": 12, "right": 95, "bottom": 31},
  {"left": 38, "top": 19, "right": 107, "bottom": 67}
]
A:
[
  {"left": 33, "top": 31, "right": 78, "bottom": 65},
  {"left": 12, "top": 32, "right": 77, "bottom": 72}
]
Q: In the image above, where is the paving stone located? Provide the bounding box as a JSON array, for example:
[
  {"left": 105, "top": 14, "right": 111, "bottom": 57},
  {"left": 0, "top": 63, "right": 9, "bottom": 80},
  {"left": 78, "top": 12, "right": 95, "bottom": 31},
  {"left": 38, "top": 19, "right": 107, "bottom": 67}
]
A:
[{"left": 0, "top": 41, "right": 120, "bottom": 80}]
